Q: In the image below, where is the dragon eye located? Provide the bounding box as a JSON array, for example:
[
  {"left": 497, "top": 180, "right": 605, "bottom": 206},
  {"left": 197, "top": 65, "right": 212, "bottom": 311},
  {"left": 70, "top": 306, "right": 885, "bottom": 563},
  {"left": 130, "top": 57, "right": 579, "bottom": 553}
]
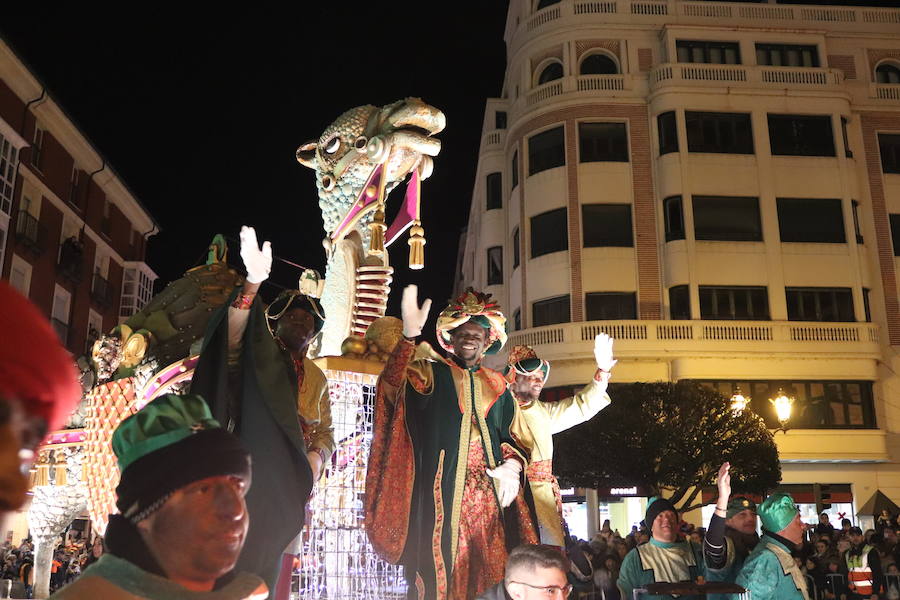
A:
[
  {"left": 354, "top": 136, "right": 368, "bottom": 152},
  {"left": 324, "top": 136, "right": 340, "bottom": 154}
]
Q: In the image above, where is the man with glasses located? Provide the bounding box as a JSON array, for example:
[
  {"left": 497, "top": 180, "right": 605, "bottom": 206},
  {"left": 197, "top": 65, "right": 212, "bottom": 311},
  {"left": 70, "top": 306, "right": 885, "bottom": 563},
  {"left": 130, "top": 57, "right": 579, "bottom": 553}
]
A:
[{"left": 477, "top": 544, "right": 572, "bottom": 600}]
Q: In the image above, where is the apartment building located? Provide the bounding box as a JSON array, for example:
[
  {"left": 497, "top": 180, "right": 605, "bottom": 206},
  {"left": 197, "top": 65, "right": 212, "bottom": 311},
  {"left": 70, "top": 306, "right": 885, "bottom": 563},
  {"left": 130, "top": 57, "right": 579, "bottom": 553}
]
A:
[
  {"left": 457, "top": 0, "right": 900, "bottom": 532},
  {"left": 0, "top": 38, "right": 158, "bottom": 358}
]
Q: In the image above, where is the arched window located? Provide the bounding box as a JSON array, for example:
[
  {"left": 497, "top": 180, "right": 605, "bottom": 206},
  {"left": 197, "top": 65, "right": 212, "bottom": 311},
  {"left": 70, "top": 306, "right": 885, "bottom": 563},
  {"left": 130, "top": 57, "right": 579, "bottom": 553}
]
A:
[
  {"left": 580, "top": 54, "right": 619, "bottom": 75},
  {"left": 537, "top": 62, "right": 563, "bottom": 85},
  {"left": 876, "top": 62, "right": 900, "bottom": 84},
  {"left": 536, "top": 0, "right": 561, "bottom": 10}
]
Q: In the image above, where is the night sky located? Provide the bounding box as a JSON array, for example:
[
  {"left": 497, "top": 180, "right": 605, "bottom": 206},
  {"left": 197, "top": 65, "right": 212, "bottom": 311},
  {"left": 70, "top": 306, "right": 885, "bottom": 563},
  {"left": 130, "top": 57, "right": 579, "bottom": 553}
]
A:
[{"left": 1, "top": 6, "right": 510, "bottom": 341}]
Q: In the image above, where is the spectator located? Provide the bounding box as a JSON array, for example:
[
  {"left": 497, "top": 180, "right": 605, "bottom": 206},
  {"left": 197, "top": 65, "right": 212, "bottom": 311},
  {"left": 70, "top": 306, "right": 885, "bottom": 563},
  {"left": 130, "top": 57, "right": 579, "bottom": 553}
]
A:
[
  {"left": 842, "top": 519, "right": 853, "bottom": 536},
  {"left": 878, "top": 511, "right": 896, "bottom": 534},
  {"left": 476, "top": 544, "right": 571, "bottom": 600},
  {"left": 843, "top": 525, "right": 883, "bottom": 599},
  {"left": 818, "top": 513, "right": 837, "bottom": 537}
]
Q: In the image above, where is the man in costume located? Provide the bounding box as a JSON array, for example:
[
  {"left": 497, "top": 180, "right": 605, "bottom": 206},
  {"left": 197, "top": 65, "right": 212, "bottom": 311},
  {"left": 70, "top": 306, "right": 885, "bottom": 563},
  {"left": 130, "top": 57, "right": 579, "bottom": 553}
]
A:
[
  {"left": 618, "top": 463, "right": 734, "bottom": 600},
  {"left": 51, "top": 394, "right": 267, "bottom": 599},
  {"left": 703, "top": 466, "right": 759, "bottom": 599},
  {"left": 735, "top": 492, "right": 809, "bottom": 600},
  {"left": 843, "top": 525, "right": 883, "bottom": 599},
  {"left": 191, "top": 226, "right": 334, "bottom": 592},
  {"left": 505, "top": 339, "right": 615, "bottom": 547},
  {"left": 365, "top": 285, "right": 538, "bottom": 600},
  {"left": 0, "top": 281, "right": 81, "bottom": 523}
]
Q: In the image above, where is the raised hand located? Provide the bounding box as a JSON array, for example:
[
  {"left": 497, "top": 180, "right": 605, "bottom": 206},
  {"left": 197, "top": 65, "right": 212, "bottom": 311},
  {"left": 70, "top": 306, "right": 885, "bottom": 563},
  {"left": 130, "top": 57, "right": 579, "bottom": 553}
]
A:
[
  {"left": 239, "top": 225, "right": 272, "bottom": 284},
  {"left": 593, "top": 333, "right": 617, "bottom": 372},
  {"left": 716, "top": 462, "right": 731, "bottom": 505},
  {"left": 401, "top": 285, "right": 432, "bottom": 338}
]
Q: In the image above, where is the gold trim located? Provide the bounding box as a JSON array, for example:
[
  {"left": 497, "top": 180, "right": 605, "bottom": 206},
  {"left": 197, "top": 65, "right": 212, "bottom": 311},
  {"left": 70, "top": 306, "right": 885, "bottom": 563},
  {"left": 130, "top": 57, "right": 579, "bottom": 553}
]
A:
[
  {"left": 449, "top": 369, "right": 473, "bottom": 562},
  {"left": 432, "top": 450, "right": 447, "bottom": 600}
]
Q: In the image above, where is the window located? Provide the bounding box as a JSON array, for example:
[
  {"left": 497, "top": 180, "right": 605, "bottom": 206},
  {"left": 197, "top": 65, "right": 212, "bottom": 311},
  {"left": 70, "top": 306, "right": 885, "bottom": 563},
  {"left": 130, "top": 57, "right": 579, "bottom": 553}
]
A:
[
  {"left": 511, "top": 150, "right": 519, "bottom": 188},
  {"left": 532, "top": 295, "right": 570, "bottom": 327},
  {"left": 582, "top": 204, "right": 633, "bottom": 247},
  {"left": 863, "top": 288, "right": 872, "bottom": 322},
  {"left": 31, "top": 125, "right": 44, "bottom": 169},
  {"left": 676, "top": 40, "right": 741, "bottom": 65},
  {"left": 69, "top": 167, "right": 81, "bottom": 207},
  {"left": 699, "top": 380, "right": 875, "bottom": 429},
  {"left": 786, "top": 288, "right": 854, "bottom": 322},
  {"left": 777, "top": 198, "right": 845, "bottom": 243},
  {"left": 537, "top": 62, "right": 563, "bottom": 85},
  {"left": 513, "top": 228, "right": 520, "bottom": 269},
  {"left": 699, "top": 286, "right": 769, "bottom": 320},
  {"left": 487, "top": 246, "right": 503, "bottom": 286},
  {"left": 670, "top": 285, "right": 690, "bottom": 319},
  {"left": 586, "top": 292, "right": 637, "bottom": 320},
  {"left": 513, "top": 309, "right": 521, "bottom": 331},
  {"left": 531, "top": 208, "right": 568, "bottom": 258},
  {"left": 879, "top": 134, "right": 900, "bottom": 174},
  {"left": 663, "top": 196, "right": 685, "bottom": 241},
  {"left": 51, "top": 284, "right": 72, "bottom": 345},
  {"left": 9, "top": 254, "right": 31, "bottom": 296},
  {"left": 120, "top": 264, "right": 155, "bottom": 319},
  {"left": 496, "top": 111, "right": 507, "bottom": 130},
  {"left": 0, "top": 220, "right": 6, "bottom": 277},
  {"left": 693, "top": 196, "right": 762, "bottom": 241},
  {"left": 580, "top": 54, "right": 618, "bottom": 75},
  {"left": 0, "top": 134, "right": 19, "bottom": 216},
  {"left": 658, "top": 112, "right": 678, "bottom": 155},
  {"left": 841, "top": 117, "right": 852, "bottom": 158},
  {"left": 768, "top": 114, "right": 835, "bottom": 157},
  {"left": 876, "top": 63, "right": 900, "bottom": 84},
  {"left": 486, "top": 172, "right": 502, "bottom": 210},
  {"left": 890, "top": 214, "right": 900, "bottom": 256},
  {"left": 685, "top": 112, "right": 754, "bottom": 154},
  {"left": 536, "top": 0, "right": 561, "bottom": 9},
  {"left": 755, "top": 43, "right": 819, "bottom": 68},
  {"left": 579, "top": 123, "right": 628, "bottom": 162},
  {"left": 851, "top": 200, "right": 863, "bottom": 244},
  {"left": 102, "top": 199, "right": 112, "bottom": 237},
  {"left": 528, "top": 127, "right": 565, "bottom": 175}
]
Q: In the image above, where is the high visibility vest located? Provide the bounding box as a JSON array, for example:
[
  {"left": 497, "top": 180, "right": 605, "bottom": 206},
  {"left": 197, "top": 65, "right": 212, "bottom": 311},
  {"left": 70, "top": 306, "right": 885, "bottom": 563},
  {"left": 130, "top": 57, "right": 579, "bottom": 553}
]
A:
[{"left": 847, "top": 544, "right": 875, "bottom": 595}]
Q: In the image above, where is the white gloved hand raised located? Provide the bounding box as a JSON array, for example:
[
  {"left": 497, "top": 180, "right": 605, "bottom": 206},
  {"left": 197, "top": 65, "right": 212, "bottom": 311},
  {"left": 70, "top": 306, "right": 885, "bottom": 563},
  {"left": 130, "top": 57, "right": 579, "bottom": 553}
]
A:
[
  {"left": 401, "top": 285, "right": 432, "bottom": 338},
  {"left": 239, "top": 225, "right": 272, "bottom": 285},
  {"left": 593, "top": 333, "right": 617, "bottom": 372},
  {"left": 486, "top": 459, "right": 522, "bottom": 508}
]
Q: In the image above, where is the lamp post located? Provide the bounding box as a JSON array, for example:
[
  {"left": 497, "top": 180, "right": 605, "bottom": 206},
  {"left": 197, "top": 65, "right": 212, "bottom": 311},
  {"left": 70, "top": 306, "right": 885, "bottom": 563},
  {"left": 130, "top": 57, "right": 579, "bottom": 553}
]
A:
[
  {"left": 730, "top": 386, "right": 750, "bottom": 414},
  {"left": 769, "top": 387, "right": 794, "bottom": 433}
]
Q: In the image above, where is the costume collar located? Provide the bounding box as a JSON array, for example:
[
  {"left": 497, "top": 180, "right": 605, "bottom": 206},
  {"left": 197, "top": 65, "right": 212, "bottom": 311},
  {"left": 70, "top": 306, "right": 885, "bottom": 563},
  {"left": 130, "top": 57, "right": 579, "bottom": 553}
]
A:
[
  {"left": 649, "top": 537, "right": 682, "bottom": 549},
  {"left": 761, "top": 529, "right": 796, "bottom": 552},
  {"left": 448, "top": 352, "right": 482, "bottom": 372}
]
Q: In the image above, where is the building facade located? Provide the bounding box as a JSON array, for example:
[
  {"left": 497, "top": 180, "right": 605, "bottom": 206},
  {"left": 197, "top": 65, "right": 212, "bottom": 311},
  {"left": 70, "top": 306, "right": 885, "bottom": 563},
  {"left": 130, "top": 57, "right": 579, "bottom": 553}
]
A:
[
  {"left": 0, "top": 38, "right": 158, "bottom": 360},
  {"left": 457, "top": 0, "right": 900, "bottom": 531}
]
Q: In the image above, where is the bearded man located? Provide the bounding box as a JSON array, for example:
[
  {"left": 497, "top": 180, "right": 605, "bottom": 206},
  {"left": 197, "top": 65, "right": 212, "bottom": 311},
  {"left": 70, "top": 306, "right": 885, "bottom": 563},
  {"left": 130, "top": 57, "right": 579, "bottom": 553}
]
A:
[
  {"left": 366, "top": 286, "right": 538, "bottom": 600},
  {"left": 505, "top": 338, "right": 615, "bottom": 547}
]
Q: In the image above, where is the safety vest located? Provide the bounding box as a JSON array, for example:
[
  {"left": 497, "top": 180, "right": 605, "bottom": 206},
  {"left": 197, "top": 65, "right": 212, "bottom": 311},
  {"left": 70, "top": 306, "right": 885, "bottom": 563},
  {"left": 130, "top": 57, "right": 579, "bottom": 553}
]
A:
[{"left": 847, "top": 544, "right": 875, "bottom": 595}]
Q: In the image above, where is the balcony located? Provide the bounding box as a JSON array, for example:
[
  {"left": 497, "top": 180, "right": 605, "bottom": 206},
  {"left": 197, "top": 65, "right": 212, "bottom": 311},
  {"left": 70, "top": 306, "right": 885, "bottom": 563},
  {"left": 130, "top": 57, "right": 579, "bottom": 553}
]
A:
[
  {"left": 57, "top": 237, "right": 85, "bottom": 285},
  {"left": 650, "top": 63, "right": 844, "bottom": 94},
  {"left": 481, "top": 129, "right": 507, "bottom": 152},
  {"left": 91, "top": 273, "right": 112, "bottom": 308},
  {"left": 14, "top": 210, "right": 43, "bottom": 255},
  {"left": 507, "top": 319, "right": 881, "bottom": 363},
  {"left": 512, "top": 74, "right": 640, "bottom": 122},
  {"left": 51, "top": 318, "right": 69, "bottom": 345},
  {"left": 870, "top": 84, "right": 900, "bottom": 102}
]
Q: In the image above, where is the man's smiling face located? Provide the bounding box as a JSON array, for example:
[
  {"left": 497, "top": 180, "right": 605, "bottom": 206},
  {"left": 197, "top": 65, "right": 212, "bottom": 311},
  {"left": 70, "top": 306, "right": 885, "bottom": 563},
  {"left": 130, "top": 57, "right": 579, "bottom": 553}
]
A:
[{"left": 450, "top": 321, "right": 489, "bottom": 366}]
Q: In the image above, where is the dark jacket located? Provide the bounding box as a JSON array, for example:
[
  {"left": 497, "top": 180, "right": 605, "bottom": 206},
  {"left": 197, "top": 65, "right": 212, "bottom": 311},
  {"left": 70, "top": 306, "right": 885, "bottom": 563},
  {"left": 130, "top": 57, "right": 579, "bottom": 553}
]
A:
[{"left": 476, "top": 582, "right": 511, "bottom": 600}]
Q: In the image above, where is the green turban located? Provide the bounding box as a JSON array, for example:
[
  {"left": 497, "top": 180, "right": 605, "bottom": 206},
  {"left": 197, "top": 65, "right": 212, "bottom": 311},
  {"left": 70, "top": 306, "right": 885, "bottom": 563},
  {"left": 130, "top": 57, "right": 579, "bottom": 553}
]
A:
[{"left": 758, "top": 492, "right": 798, "bottom": 533}]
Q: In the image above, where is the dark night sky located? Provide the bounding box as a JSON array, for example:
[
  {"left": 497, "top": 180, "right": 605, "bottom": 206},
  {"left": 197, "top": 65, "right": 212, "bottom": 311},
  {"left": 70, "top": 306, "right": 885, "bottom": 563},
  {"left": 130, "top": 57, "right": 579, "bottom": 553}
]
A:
[{"left": 1, "top": 6, "right": 511, "bottom": 335}]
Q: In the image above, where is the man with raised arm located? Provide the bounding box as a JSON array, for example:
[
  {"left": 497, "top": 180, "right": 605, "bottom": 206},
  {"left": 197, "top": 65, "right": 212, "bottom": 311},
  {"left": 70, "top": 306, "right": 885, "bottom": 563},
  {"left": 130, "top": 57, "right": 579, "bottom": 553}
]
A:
[
  {"left": 505, "top": 340, "right": 615, "bottom": 547},
  {"left": 365, "top": 286, "right": 538, "bottom": 600}
]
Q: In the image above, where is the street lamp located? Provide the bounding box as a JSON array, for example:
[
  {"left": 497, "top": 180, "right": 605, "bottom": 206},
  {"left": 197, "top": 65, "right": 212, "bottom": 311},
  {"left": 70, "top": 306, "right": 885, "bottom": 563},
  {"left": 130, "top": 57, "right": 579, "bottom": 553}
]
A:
[
  {"left": 769, "top": 387, "right": 794, "bottom": 433},
  {"left": 730, "top": 387, "right": 750, "bottom": 414}
]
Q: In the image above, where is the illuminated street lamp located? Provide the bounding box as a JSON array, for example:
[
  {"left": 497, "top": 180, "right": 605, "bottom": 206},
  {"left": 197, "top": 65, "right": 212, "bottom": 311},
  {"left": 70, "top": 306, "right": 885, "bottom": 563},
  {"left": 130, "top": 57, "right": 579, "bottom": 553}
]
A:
[
  {"left": 769, "top": 387, "right": 794, "bottom": 433},
  {"left": 730, "top": 387, "right": 750, "bottom": 414}
]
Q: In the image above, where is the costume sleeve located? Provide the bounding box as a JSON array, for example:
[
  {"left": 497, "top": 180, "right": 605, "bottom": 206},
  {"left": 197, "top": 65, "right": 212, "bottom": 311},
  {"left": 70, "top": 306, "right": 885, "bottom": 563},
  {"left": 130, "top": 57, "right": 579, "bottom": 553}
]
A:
[
  {"left": 305, "top": 381, "right": 335, "bottom": 465},
  {"left": 498, "top": 390, "right": 528, "bottom": 467},
  {"left": 704, "top": 513, "right": 730, "bottom": 570},
  {"left": 227, "top": 306, "right": 250, "bottom": 365},
  {"left": 736, "top": 552, "right": 780, "bottom": 600},
  {"left": 381, "top": 338, "right": 433, "bottom": 398},
  {"left": 617, "top": 548, "right": 640, "bottom": 600},
  {"left": 542, "top": 377, "right": 611, "bottom": 435}
]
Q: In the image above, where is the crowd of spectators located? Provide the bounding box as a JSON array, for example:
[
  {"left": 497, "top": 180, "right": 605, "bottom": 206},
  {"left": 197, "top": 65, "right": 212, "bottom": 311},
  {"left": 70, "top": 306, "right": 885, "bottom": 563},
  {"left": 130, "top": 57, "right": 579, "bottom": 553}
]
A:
[{"left": 0, "top": 533, "right": 104, "bottom": 598}]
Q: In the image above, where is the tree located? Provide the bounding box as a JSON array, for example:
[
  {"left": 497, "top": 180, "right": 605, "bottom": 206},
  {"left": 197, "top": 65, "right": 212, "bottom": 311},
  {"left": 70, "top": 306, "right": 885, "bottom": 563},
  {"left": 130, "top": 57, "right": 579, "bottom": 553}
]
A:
[{"left": 553, "top": 381, "right": 781, "bottom": 512}]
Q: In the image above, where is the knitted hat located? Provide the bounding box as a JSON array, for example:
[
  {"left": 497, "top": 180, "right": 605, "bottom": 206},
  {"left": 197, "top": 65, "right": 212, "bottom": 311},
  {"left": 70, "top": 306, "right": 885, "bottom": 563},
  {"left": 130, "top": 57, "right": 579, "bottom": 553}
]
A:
[
  {"left": 0, "top": 281, "right": 81, "bottom": 432},
  {"left": 727, "top": 496, "right": 758, "bottom": 519},
  {"left": 112, "top": 394, "right": 251, "bottom": 523},
  {"left": 758, "top": 492, "right": 799, "bottom": 534},
  {"left": 436, "top": 288, "right": 507, "bottom": 356},
  {"left": 505, "top": 345, "right": 550, "bottom": 384},
  {"left": 645, "top": 497, "right": 679, "bottom": 529}
]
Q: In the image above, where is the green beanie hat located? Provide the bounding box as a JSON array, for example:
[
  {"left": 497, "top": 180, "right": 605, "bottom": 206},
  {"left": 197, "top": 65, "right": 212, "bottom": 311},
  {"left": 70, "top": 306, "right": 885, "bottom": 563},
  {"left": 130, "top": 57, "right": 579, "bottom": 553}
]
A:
[
  {"left": 112, "top": 394, "right": 250, "bottom": 523},
  {"left": 726, "top": 496, "right": 758, "bottom": 519},
  {"left": 758, "top": 492, "right": 798, "bottom": 533}
]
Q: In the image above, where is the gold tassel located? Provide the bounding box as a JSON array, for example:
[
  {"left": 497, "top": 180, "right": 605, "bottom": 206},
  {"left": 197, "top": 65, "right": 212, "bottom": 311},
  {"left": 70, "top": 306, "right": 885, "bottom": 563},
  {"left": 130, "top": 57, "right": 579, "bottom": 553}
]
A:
[
  {"left": 408, "top": 222, "right": 426, "bottom": 270},
  {"left": 368, "top": 209, "right": 386, "bottom": 257},
  {"left": 35, "top": 464, "right": 49, "bottom": 487},
  {"left": 54, "top": 457, "right": 67, "bottom": 486}
]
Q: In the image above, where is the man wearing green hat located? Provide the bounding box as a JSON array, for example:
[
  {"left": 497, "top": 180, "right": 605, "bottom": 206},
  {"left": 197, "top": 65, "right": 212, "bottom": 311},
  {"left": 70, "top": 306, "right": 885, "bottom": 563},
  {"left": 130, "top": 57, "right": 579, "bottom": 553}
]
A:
[
  {"left": 51, "top": 394, "right": 266, "bottom": 599},
  {"left": 505, "top": 337, "right": 616, "bottom": 547},
  {"left": 735, "top": 492, "right": 810, "bottom": 600}
]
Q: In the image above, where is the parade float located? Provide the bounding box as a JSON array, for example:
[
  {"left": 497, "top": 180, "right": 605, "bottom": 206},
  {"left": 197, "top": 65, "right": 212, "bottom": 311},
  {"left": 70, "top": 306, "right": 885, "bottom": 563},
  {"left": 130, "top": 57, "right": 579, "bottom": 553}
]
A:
[{"left": 31, "top": 98, "right": 445, "bottom": 599}]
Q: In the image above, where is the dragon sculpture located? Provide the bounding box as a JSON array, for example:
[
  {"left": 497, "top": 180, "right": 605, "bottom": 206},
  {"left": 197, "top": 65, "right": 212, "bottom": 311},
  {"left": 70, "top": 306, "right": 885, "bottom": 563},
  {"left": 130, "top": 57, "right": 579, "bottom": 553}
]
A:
[{"left": 296, "top": 97, "right": 445, "bottom": 356}]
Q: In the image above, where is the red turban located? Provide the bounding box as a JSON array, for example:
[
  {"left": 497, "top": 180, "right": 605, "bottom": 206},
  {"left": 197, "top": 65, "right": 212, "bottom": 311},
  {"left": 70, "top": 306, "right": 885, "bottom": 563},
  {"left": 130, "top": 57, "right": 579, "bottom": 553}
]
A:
[{"left": 0, "top": 281, "right": 81, "bottom": 432}]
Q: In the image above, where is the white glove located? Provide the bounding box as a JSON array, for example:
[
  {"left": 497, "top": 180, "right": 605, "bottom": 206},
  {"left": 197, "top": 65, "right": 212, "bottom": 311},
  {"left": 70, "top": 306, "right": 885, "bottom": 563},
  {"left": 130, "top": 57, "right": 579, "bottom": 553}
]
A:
[
  {"left": 239, "top": 225, "right": 272, "bottom": 284},
  {"left": 401, "top": 285, "right": 432, "bottom": 338},
  {"left": 593, "top": 333, "right": 617, "bottom": 372},
  {"left": 486, "top": 459, "right": 521, "bottom": 508}
]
